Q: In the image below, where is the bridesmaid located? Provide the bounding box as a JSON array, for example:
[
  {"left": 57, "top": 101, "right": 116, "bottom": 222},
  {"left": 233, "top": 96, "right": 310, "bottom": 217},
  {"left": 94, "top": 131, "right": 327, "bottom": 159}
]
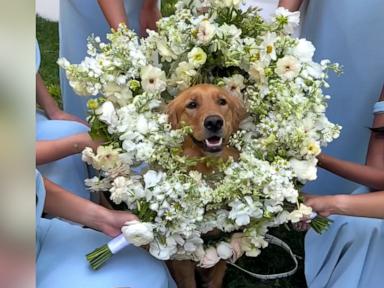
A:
[
  {"left": 59, "top": 0, "right": 161, "bottom": 120},
  {"left": 36, "top": 170, "right": 176, "bottom": 288},
  {"left": 36, "top": 41, "right": 95, "bottom": 200}
]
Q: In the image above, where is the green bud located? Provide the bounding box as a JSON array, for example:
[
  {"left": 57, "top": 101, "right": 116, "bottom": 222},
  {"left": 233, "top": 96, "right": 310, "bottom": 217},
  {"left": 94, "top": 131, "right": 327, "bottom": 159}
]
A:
[
  {"left": 87, "top": 99, "right": 99, "bottom": 110},
  {"left": 129, "top": 79, "right": 141, "bottom": 91}
]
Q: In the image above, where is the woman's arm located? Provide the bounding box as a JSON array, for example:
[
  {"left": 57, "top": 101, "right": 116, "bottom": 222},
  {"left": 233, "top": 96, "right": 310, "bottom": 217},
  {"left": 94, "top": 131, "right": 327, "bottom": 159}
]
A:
[
  {"left": 278, "top": 0, "right": 304, "bottom": 11},
  {"left": 366, "top": 84, "right": 384, "bottom": 169},
  {"left": 317, "top": 153, "right": 384, "bottom": 190},
  {"left": 43, "top": 177, "right": 137, "bottom": 237},
  {"left": 304, "top": 192, "right": 384, "bottom": 219},
  {"left": 98, "top": 0, "right": 127, "bottom": 30},
  {"left": 140, "top": 0, "right": 161, "bottom": 37},
  {"left": 36, "top": 133, "right": 100, "bottom": 165},
  {"left": 36, "top": 73, "right": 87, "bottom": 125}
]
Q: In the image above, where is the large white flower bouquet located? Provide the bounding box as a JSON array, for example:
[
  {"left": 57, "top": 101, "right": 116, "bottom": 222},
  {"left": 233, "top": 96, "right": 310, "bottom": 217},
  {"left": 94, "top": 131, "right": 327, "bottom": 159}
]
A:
[{"left": 59, "top": 0, "right": 341, "bottom": 269}]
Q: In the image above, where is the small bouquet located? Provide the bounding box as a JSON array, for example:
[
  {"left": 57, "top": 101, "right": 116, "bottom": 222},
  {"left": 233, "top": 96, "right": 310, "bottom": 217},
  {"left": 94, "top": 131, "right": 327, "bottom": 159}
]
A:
[{"left": 59, "top": 0, "right": 340, "bottom": 270}]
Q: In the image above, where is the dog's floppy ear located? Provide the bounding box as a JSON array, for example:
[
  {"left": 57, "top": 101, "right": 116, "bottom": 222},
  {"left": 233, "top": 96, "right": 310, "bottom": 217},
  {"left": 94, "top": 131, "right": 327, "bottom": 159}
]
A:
[
  {"left": 166, "top": 98, "right": 180, "bottom": 129},
  {"left": 228, "top": 95, "right": 247, "bottom": 129}
]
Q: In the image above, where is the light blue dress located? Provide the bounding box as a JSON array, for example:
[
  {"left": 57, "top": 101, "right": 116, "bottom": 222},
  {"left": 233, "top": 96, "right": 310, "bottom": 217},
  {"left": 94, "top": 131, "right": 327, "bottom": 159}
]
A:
[
  {"left": 36, "top": 170, "right": 176, "bottom": 288},
  {"left": 305, "top": 187, "right": 384, "bottom": 288},
  {"left": 59, "top": 0, "right": 147, "bottom": 120},
  {"left": 301, "top": 0, "right": 384, "bottom": 196},
  {"left": 299, "top": 2, "right": 384, "bottom": 287},
  {"left": 36, "top": 41, "right": 91, "bottom": 200}
]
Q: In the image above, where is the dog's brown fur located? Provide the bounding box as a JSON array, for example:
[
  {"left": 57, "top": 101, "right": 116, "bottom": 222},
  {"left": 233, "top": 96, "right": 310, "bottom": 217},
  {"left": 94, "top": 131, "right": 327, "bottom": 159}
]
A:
[{"left": 166, "top": 84, "right": 246, "bottom": 288}]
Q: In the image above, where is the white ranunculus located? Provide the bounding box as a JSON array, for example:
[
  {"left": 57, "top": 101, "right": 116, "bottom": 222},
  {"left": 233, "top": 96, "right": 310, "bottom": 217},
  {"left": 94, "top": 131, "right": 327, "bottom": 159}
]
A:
[
  {"left": 188, "top": 47, "right": 207, "bottom": 68},
  {"left": 274, "top": 7, "right": 300, "bottom": 34},
  {"left": 216, "top": 241, "right": 233, "bottom": 260},
  {"left": 224, "top": 74, "right": 245, "bottom": 97},
  {"left": 275, "top": 56, "right": 301, "bottom": 81},
  {"left": 290, "top": 39, "right": 315, "bottom": 63},
  {"left": 288, "top": 204, "right": 313, "bottom": 223},
  {"left": 122, "top": 220, "right": 154, "bottom": 246},
  {"left": 289, "top": 158, "right": 318, "bottom": 183},
  {"left": 95, "top": 145, "right": 121, "bottom": 171},
  {"left": 96, "top": 101, "right": 118, "bottom": 125},
  {"left": 197, "top": 20, "right": 216, "bottom": 44},
  {"left": 144, "top": 170, "right": 163, "bottom": 189},
  {"left": 140, "top": 65, "right": 167, "bottom": 94},
  {"left": 199, "top": 247, "right": 220, "bottom": 268},
  {"left": 249, "top": 62, "right": 266, "bottom": 83}
]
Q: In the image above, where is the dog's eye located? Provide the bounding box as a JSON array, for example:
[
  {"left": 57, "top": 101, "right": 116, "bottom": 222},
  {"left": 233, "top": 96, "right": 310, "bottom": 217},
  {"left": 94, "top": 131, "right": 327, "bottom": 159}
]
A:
[
  {"left": 186, "top": 101, "right": 198, "bottom": 109},
  {"left": 218, "top": 98, "right": 227, "bottom": 106}
]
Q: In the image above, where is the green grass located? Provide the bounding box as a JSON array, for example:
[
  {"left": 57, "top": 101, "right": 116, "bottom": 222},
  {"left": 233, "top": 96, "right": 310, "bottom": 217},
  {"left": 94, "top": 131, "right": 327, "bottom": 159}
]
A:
[{"left": 36, "top": 2, "right": 307, "bottom": 286}]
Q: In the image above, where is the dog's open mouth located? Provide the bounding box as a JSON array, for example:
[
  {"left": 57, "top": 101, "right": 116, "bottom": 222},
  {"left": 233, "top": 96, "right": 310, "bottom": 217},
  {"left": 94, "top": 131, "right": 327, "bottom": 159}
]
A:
[
  {"left": 204, "top": 136, "right": 223, "bottom": 153},
  {"left": 191, "top": 135, "right": 224, "bottom": 153}
]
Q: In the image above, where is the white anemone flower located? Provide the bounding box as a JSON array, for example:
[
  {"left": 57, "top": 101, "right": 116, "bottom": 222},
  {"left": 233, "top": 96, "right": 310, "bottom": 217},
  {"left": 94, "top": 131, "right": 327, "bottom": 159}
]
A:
[
  {"left": 275, "top": 55, "right": 301, "bottom": 81},
  {"left": 140, "top": 65, "right": 167, "bottom": 94}
]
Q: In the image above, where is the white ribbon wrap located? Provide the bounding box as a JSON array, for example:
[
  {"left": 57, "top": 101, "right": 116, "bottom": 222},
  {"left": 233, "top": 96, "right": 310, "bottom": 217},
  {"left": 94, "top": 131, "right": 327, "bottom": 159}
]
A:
[{"left": 107, "top": 234, "right": 130, "bottom": 254}]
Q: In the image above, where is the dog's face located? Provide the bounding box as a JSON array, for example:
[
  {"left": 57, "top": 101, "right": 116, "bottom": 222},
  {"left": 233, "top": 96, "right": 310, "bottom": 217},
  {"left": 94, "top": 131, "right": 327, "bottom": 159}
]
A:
[{"left": 167, "top": 84, "right": 246, "bottom": 154}]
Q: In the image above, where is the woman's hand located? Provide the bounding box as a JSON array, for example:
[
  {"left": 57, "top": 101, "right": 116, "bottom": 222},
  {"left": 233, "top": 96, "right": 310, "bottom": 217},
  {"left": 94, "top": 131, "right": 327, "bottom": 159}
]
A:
[
  {"left": 304, "top": 194, "right": 341, "bottom": 217},
  {"left": 48, "top": 109, "right": 89, "bottom": 126},
  {"left": 96, "top": 209, "right": 139, "bottom": 237}
]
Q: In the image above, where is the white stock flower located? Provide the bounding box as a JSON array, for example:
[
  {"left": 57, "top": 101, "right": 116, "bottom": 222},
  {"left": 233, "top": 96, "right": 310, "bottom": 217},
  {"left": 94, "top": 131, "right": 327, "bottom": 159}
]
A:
[
  {"left": 81, "top": 147, "right": 95, "bottom": 166},
  {"left": 149, "top": 237, "right": 178, "bottom": 260},
  {"left": 144, "top": 170, "right": 163, "bottom": 189},
  {"left": 199, "top": 247, "right": 220, "bottom": 268},
  {"left": 275, "top": 56, "right": 301, "bottom": 81},
  {"left": 141, "top": 65, "right": 167, "bottom": 94},
  {"left": 289, "top": 158, "right": 318, "bottom": 183},
  {"left": 216, "top": 241, "right": 233, "bottom": 260},
  {"left": 188, "top": 47, "right": 207, "bottom": 67},
  {"left": 196, "top": 20, "right": 216, "bottom": 44},
  {"left": 122, "top": 220, "right": 154, "bottom": 246},
  {"left": 290, "top": 39, "right": 315, "bottom": 63},
  {"left": 96, "top": 101, "right": 118, "bottom": 125},
  {"left": 156, "top": 39, "right": 177, "bottom": 62}
]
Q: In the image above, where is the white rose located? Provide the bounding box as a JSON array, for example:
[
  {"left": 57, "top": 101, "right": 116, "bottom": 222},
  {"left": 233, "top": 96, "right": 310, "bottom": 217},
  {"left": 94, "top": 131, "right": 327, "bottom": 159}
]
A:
[
  {"left": 216, "top": 241, "right": 233, "bottom": 260},
  {"left": 96, "top": 101, "right": 117, "bottom": 125},
  {"left": 199, "top": 247, "right": 220, "bottom": 268},
  {"left": 122, "top": 220, "right": 154, "bottom": 246},
  {"left": 140, "top": 65, "right": 167, "bottom": 94},
  {"left": 275, "top": 56, "right": 301, "bottom": 81},
  {"left": 290, "top": 39, "right": 315, "bottom": 63},
  {"left": 289, "top": 158, "right": 318, "bottom": 183},
  {"left": 188, "top": 47, "right": 207, "bottom": 68},
  {"left": 144, "top": 170, "right": 163, "bottom": 189}
]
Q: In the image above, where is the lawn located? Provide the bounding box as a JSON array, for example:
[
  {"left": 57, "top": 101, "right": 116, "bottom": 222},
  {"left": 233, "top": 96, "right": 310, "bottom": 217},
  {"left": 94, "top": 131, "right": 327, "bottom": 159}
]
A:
[{"left": 36, "top": 2, "right": 307, "bottom": 287}]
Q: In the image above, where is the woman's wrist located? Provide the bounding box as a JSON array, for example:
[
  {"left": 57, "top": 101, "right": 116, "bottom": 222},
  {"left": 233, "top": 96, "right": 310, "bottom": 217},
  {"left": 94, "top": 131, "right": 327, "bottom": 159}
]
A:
[{"left": 332, "top": 194, "right": 349, "bottom": 215}]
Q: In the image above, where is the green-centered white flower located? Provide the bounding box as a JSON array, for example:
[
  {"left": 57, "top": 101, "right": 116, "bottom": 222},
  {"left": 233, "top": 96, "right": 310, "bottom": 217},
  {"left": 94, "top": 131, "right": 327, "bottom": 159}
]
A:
[{"left": 188, "top": 47, "right": 207, "bottom": 68}]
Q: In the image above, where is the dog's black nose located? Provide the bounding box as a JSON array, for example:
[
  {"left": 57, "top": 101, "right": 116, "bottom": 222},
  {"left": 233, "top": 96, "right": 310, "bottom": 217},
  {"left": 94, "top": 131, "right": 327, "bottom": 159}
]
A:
[{"left": 204, "top": 115, "right": 223, "bottom": 132}]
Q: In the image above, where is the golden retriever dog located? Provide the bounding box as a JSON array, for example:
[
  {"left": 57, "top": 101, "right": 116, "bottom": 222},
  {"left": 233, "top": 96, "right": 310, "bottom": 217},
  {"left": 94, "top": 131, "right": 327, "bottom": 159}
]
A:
[
  {"left": 166, "top": 84, "right": 246, "bottom": 288},
  {"left": 167, "top": 84, "right": 246, "bottom": 174}
]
